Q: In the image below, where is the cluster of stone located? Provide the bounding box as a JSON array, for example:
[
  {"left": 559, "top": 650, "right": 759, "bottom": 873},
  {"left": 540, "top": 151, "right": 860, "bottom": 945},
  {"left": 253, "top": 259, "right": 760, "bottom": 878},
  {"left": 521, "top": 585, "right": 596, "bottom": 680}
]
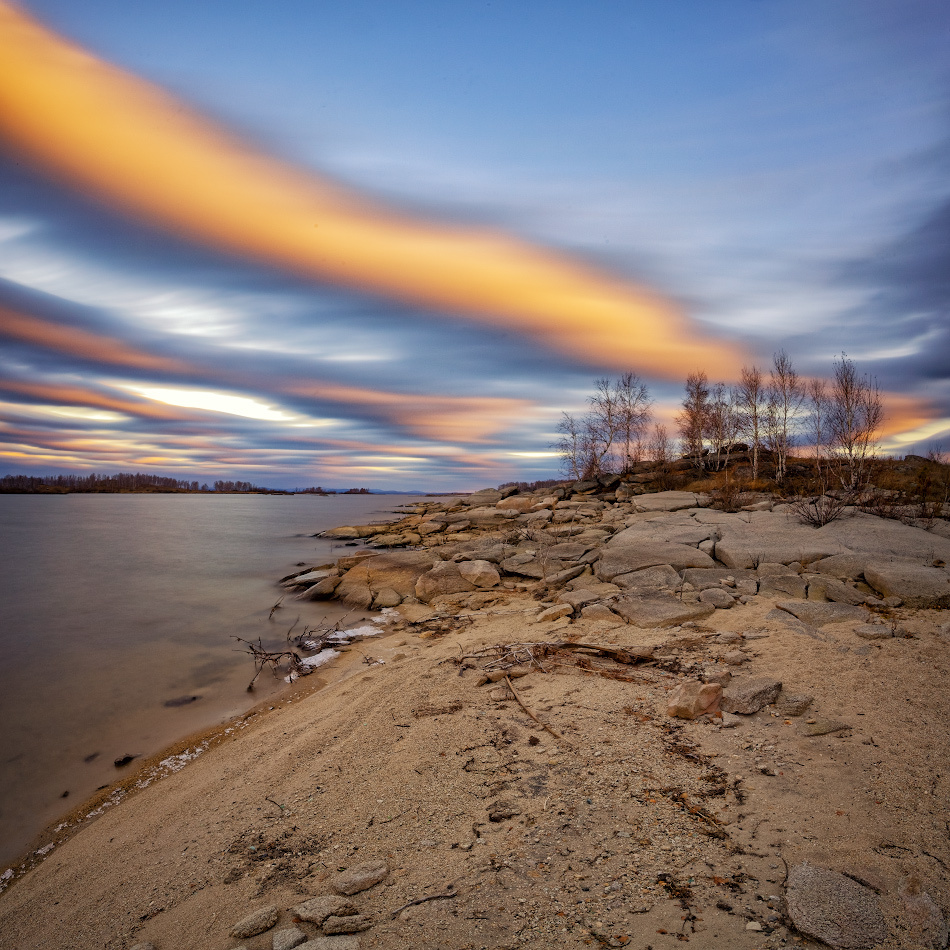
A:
[{"left": 280, "top": 478, "right": 950, "bottom": 619}]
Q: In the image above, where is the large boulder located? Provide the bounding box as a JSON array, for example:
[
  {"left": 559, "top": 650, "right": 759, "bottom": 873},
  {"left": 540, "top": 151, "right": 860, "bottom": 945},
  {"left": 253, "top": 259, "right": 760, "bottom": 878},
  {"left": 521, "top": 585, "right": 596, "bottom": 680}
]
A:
[
  {"left": 457, "top": 560, "right": 500, "bottom": 588},
  {"left": 630, "top": 491, "right": 705, "bottom": 513},
  {"left": 776, "top": 601, "right": 870, "bottom": 627},
  {"left": 612, "top": 594, "right": 715, "bottom": 628},
  {"left": 613, "top": 564, "right": 681, "bottom": 591},
  {"left": 864, "top": 562, "right": 950, "bottom": 608},
  {"left": 335, "top": 551, "right": 434, "bottom": 607},
  {"left": 721, "top": 678, "right": 782, "bottom": 714},
  {"left": 596, "top": 534, "right": 715, "bottom": 581},
  {"left": 785, "top": 863, "right": 886, "bottom": 948},
  {"left": 415, "top": 561, "right": 476, "bottom": 602}
]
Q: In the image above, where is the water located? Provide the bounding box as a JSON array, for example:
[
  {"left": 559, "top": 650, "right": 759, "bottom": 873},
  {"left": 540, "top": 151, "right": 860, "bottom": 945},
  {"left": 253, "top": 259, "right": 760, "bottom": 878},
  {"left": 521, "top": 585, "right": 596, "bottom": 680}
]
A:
[{"left": 0, "top": 492, "right": 431, "bottom": 866}]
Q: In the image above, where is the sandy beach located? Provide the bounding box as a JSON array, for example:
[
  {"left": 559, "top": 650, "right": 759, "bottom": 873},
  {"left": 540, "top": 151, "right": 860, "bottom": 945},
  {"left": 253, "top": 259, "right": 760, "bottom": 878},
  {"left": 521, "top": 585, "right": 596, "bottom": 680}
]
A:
[{"left": 1, "top": 489, "right": 948, "bottom": 950}]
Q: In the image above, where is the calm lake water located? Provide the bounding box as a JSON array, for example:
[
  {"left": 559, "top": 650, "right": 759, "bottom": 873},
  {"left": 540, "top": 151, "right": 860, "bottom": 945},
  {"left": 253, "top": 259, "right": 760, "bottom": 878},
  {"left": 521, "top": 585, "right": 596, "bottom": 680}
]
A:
[{"left": 0, "top": 492, "right": 434, "bottom": 867}]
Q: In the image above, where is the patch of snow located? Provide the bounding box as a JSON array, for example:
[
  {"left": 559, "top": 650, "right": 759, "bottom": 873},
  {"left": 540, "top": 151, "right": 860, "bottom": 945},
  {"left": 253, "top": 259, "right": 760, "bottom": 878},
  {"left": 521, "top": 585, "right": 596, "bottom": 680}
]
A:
[
  {"left": 341, "top": 625, "right": 382, "bottom": 638},
  {"left": 300, "top": 648, "right": 340, "bottom": 668},
  {"left": 1, "top": 869, "right": 12, "bottom": 881},
  {"left": 34, "top": 843, "right": 55, "bottom": 856}
]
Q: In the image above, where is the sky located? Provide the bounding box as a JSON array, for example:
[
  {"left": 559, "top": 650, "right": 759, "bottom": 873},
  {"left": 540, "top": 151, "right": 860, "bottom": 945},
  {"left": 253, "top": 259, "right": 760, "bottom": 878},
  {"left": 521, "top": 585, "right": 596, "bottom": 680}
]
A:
[{"left": 0, "top": 1, "right": 948, "bottom": 491}]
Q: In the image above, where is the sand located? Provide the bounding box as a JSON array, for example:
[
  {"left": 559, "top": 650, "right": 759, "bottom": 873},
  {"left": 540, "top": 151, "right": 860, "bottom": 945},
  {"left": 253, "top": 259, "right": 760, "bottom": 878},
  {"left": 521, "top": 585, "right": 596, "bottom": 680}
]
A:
[{"left": 0, "top": 584, "right": 947, "bottom": 950}]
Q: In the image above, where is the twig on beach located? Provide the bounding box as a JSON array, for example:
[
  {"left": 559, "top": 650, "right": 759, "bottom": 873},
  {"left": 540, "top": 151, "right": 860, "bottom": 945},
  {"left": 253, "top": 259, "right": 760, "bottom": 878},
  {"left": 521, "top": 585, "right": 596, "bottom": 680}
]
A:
[
  {"left": 268, "top": 597, "right": 284, "bottom": 620},
  {"left": 232, "top": 635, "right": 308, "bottom": 690},
  {"left": 265, "top": 796, "right": 287, "bottom": 812},
  {"left": 391, "top": 880, "right": 461, "bottom": 917},
  {"left": 505, "top": 675, "right": 572, "bottom": 747}
]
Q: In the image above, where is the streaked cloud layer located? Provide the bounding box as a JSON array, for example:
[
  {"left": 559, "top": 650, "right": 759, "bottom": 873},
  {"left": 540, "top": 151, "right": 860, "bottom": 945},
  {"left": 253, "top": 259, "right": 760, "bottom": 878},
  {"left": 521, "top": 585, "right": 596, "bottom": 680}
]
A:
[{"left": 1, "top": 0, "right": 948, "bottom": 488}]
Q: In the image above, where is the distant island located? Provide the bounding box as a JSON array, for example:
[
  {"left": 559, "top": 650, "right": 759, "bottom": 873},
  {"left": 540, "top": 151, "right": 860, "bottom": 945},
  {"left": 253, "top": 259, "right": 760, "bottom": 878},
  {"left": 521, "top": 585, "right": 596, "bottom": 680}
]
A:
[{"left": 0, "top": 473, "right": 376, "bottom": 495}]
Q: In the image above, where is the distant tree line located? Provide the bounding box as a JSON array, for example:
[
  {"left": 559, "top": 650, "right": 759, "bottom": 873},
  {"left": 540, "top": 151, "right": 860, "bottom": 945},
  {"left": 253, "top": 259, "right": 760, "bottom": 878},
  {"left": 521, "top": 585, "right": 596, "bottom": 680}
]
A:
[{"left": 0, "top": 472, "right": 279, "bottom": 493}]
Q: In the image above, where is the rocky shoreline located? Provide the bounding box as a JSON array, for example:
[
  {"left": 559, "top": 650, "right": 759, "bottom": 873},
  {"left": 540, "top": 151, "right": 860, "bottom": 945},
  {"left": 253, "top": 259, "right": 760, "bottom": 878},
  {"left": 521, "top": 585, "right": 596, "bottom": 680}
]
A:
[{"left": 0, "top": 481, "right": 948, "bottom": 949}]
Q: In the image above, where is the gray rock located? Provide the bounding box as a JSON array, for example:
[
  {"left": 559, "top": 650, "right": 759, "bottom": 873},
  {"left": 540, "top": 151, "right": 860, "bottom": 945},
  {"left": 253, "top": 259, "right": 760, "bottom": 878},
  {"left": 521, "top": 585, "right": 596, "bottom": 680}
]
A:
[
  {"left": 810, "top": 553, "right": 869, "bottom": 580},
  {"left": 533, "top": 604, "right": 573, "bottom": 623},
  {"left": 463, "top": 488, "right": 503, "bottom": 506},
  {"left": 631, "top": 491, "right": 705, "bottom": 512},
  {"left": 759, "top": 574, "right": 808, "bottom": 599},
  {"left": 336, "top": 551, "right": 434, "bottom": 607},
  {"left": 864, "top": 563, "right": 950, "bottom": 608},
  {"left": 294, "top": 895, "right": 358, "bottom": 924},
  {"left": 699, "top": 587, "right": 735, "bottom": 609},
  {"left": 611, "top": 594, "right": 715, "bottom": 628},
  {"left": 231, "top": 904, "right": 280, "bottom": 939},
  {"left": 557, "top": 588, "right": 600, "bottom": 609},
  {"left": 372, "top": 587, "right": 402, "bottom": 608},
  {"left": 808, "top": 576, "right": 874, "bottom": 606},
  {"left": 776, "top": 601, "right": 869, "bottom": 627},
  {"left": 415, "top": 561, "right": 475, "bottom": 603},
  {"left": 680, "top": 568, "right": 758, "bottom": 591},
  {"left": 323, "top": 915, "right": 372, "bottom": 935},
  {"left": 776, "top": 694, "right": 813, "bottom": 716},
  {"left": 273, "top": 928, "right": 309, "bottom": 950},
  {"left": 613, "top": 564, "right": 681, "bottom": 591},
  {"left": 854, "top": 623, "right": 893, "bottom": 640},
  {"left": 722, "top": 678, "right": 782, "bottom": 714},
  {"left": 898, "top": 875, "right": 948, "bottom": 949},
  {"left": 297, "top": 937, "right": 361, "bottom": 950},
  {"left": 786, "top": 862, "right": 886, "bottom": 948},
  {"left": 722, "top": 650, "right": 748, "bottom": 666},
  {"left": 580, "top": 603, "right": 617, "bottom": 621},
  {"left": 546, "top": 541, "right": 595, "bottom": 560},
  {"left": 301, "top": 574, "right": 343, "bottom": 600},
  {"left": 457, "top": 559, "right": 500, "bottom": 588},
  {"left": 542, "top": 564, "right": 588, "bottom": 586},
  {"left": 332, "top": 861, "right": 389, "bottom": 896},
  {"left": 596, "top": 538, "right": 714, "bottom": 580},
  {"left": 802, "top": 719, "right": 851, "bottom": 736}
]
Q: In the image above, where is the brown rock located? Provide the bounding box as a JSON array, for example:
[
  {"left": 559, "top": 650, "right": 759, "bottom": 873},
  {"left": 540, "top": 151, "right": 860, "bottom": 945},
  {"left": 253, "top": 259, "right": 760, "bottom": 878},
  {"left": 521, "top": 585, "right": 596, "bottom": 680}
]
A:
[
  {"left": 415, "top": 561, "right": 475, "bottom": 603},
  {"left": 721, "top": 677, "right": 782, "bottom": 714},
  {"left": 786, "top": 862, "right": 886, "bottom": 948},
  {"left": 294, "top": 895, "right": 358, "bottom": 924},
  {"left": 322, "top": 915, "right": 372, "bottom": 934},
  {"left": 457, "top": 559, "right": 500, "bottom": 588},
  {"left": 666, "top": 681, "right": 722, "bottom": 719},
  {"left": 332, "top": 861, "right": 389, "bottom": 895},
  {"left": 231, "top": 904, "right": 279, "bottom": 938}
]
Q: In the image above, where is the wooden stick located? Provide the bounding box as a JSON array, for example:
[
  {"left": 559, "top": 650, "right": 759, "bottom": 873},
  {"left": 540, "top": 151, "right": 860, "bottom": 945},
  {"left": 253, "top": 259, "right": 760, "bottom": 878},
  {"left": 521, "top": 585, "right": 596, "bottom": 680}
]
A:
[{"left": 505, "top": 675, "right": 572, "bottom": 746}]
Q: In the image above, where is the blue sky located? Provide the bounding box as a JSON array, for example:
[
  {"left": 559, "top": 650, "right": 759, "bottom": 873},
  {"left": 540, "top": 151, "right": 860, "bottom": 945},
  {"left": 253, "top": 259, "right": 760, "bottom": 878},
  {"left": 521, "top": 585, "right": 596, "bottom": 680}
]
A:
[{"left": 1, "top": 0, "right": 948, "bottom": 489}]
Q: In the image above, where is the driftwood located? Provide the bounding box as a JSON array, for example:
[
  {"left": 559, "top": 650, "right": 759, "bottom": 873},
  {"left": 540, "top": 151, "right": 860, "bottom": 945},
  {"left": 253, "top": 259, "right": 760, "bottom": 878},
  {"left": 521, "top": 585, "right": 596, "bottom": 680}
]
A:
[
  {"left": 505, "top": 675, "right": 572, "bottom": 746},
  {"left": 391, "top": 881, "right": 461, "bottom": 917},
  {"left": 548, "top": 640, "right": 654, "bottom": 664}
]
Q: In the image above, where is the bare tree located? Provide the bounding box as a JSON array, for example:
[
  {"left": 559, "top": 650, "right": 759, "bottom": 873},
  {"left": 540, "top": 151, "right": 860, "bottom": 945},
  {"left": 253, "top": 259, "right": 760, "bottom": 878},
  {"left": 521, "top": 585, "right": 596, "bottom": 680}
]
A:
[
  {"left": 677, "top": 371, "right": 710, "bottom": 467},
  {"left": 706, "top": 381, "right": 740, "bottom": 472},
  {"left": 807, "top": 377, "right": 828, "bottom": 478},
  {"left": 766, "top": 350, "right": 806, "bottom": 483},
  {"left": 555, "top": 411, "right": 588, "bottom": 480},
  {"left": 828, "top": 353, "right": 884, "bottom": 489},
  {"left": 646, "top": 422, "right": 672, "bottom": 463},
  {"left": 736, "top": 364, "right": 767, "bottom": 480},
  {"left": 615, "top": 372, "right": 653, "bottom": 472},
  {"left": 555, "top": 376, "right": 653, "bottom": 479}
]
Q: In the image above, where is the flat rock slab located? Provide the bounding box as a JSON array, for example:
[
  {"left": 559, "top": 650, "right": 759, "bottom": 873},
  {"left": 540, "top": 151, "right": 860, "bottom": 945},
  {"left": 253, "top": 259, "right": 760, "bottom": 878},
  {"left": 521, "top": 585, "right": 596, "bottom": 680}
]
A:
[
  {"left": 776, "top": 601, "right": 869, "bottom": 627},
  {"left": 612, "top": 594, "right": 715, "bottom": 628},
  {"left": 231, "top": 904, "right": 279, "bottom": 939},
  {"left": 297, "top": 937, "right": 362, "bottom": 950},
  {"left": 854, "top": 624, "right": 894, "bottom": 640},
  {"left": 630, "top": 491, "right": 706, "bottom": 512},
  {"left": 759, "top": 574, "right": 808, "bottom": 599},
  {"left": 596, "top": 538, "right": 715, "bottom": 580},
  {"left": 681, "top": 567, "right": 758, "bottom": 591},
  {"left": 802, "top": 719, "right": 851, "bottom": 736},
  {"left": 864, "top": 562, "right": 950, "bottom": 608},
  {"left": 613, "top": 564, "right": 681, "bottom": 591},
  {"left": 332, "top": 861, "right": 389, "bottom": 895},
  {"left": 273, "top": 927, "right": 309, "bottom": 950},
  {"left": 786, "top": 862, "right": 887, "bottom": 948},
  {"left": 294, "top": 896, "right": 358, "bottom": 924},
  {"left": 722, "top": 678, "right": 782, "bottom": 714}
]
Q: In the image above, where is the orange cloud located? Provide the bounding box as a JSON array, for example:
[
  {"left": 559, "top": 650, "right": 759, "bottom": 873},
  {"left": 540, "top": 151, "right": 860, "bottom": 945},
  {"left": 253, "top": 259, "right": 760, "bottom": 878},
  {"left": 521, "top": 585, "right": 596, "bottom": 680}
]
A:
[
  {"left": 0, "top": 305, "right": 192, "bottom": 374},
  {"left": 0, "top": 2, "right": 743, "bottom": 380},
  {"left": 285, "top": 381, "right": 531, "bottom": 443}
]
